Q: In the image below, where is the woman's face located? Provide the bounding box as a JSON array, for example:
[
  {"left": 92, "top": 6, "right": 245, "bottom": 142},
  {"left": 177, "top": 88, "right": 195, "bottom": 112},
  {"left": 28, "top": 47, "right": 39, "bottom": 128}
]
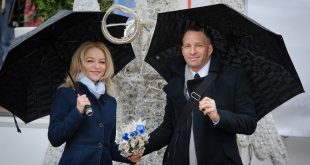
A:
[{"left": 82, "top": 47, "right": 106, "bottom": 83}]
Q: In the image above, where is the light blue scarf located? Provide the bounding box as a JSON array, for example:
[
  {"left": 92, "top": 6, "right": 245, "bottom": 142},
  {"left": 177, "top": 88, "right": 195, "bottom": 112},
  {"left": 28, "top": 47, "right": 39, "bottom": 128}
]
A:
[{"left": 77, "top": 73, "right": 105, "bottom": 99}]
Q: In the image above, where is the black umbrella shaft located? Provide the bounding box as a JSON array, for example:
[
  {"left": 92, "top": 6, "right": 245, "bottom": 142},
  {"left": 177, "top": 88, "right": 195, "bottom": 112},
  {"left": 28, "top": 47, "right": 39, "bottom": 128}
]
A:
[{"left": 50, "top": 43, "right": 80, "bottom": 94}]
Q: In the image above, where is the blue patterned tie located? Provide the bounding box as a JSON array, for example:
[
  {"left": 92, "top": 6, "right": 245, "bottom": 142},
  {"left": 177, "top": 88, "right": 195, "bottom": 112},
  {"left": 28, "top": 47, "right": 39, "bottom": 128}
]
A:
[{"left": 194, "top": 73, "right": 200, "bottom": 79}]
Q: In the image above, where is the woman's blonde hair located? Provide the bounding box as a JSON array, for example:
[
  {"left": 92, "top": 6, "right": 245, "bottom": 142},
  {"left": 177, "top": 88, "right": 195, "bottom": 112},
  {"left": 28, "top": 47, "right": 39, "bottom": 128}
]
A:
[{"left": 63, "top": 41, "right": 115, "bottom": 96}]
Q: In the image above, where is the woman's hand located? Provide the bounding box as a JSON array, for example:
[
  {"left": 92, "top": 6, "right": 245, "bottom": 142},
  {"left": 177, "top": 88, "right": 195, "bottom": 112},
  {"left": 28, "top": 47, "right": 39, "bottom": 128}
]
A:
[{"left": 76, "top": 94, "right": 91, "bottom": 114}]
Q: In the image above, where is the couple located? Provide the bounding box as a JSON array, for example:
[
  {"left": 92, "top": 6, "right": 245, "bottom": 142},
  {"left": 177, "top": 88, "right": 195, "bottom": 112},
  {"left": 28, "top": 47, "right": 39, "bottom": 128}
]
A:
[{"left": 48, "top": 25, "right": 257, "bottom": 165}]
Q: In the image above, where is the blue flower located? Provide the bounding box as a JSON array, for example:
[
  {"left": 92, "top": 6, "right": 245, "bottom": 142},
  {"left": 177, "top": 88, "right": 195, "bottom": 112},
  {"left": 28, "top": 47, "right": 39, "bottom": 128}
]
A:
[
  {"left": 119, "top": 119, "right": 150, "bottom": 157},
  {"left": 130, "top": 131, "right": 138, "bottom": 137},
  {"left": 122, "top": 133, "right": 129, "bottom": 141},
  {"left": 136, "top": 125, "right": 145, "bottom": 134}
]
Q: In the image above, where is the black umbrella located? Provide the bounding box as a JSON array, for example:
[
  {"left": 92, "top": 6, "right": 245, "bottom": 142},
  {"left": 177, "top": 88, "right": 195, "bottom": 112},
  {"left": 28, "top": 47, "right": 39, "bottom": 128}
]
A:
[
  {"left": 145, "top": 4, "right": 304, "bottom": 121},
  {"left": 0, "top": 10, "right": 135, "bottom": 123}
]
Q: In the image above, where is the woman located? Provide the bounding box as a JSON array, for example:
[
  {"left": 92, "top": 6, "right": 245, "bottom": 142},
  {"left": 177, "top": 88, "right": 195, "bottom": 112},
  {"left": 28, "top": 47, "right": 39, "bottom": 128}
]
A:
[{"left": 48, "top": 41, "right": 137, "bottom": 165}]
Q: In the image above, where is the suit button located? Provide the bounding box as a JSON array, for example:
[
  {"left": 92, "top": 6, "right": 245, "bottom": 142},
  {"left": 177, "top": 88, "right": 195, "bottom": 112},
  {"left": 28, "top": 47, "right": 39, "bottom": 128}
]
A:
[
  {"left": 98, "top": 122, "right": 104, "bottom": 128},
  {"left": 98, "top": 142, "right": 103, "bottom": 148}
]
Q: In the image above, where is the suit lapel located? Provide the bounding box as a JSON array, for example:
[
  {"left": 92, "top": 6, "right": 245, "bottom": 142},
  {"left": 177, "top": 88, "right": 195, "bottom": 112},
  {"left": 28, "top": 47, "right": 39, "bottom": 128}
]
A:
[{"left": 164, "top": 76, "right": 187, "bottom": 118}]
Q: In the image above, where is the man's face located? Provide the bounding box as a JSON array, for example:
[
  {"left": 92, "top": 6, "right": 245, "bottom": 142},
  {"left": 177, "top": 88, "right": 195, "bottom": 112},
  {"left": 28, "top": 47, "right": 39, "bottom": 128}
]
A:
[{"left": 181, "top": 31, "right": 213, "bottom": 72}]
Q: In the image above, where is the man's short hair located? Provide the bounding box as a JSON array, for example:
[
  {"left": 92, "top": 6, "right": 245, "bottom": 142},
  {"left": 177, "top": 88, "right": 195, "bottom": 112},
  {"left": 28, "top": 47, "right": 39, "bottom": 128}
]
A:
[{"left": 182, "top": 25, "right": 213, "bottom": 44}]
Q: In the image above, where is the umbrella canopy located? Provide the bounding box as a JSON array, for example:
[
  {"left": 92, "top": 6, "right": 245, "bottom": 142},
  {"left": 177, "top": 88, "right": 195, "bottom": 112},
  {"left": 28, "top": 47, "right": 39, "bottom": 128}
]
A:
[
  {"left": 145, "top": 4, "right": 304, "bottom": 121},
  {"left": 0, "top": 10, "right": 135, "bottom": 123}
]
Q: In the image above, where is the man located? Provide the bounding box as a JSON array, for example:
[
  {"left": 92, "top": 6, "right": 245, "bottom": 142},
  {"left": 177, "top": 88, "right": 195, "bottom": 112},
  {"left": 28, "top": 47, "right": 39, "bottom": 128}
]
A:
[{"left": 142, "top": 26, "right": 257, "bottom": 165}]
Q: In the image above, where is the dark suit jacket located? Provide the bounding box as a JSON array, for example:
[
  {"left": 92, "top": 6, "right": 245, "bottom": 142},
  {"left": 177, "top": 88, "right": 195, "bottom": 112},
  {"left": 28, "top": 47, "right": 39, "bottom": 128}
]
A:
[
  {"left": 144, "top": 56, "right": 257, "bottom": 165},
  {"left": 48, "top": 82, "right": 131, "bottom": 165}
]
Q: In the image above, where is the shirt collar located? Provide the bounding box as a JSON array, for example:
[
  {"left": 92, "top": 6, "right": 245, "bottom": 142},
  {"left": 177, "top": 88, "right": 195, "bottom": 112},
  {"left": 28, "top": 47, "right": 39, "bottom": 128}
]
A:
[{"left": 190, "top": 57, "right": 211, "bottom": 78}]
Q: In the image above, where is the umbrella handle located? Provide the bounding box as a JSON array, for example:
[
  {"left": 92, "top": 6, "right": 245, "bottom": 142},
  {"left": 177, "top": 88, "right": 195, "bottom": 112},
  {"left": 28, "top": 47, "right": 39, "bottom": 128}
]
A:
[{"left": 101, "top": 4, "right": 142, "bottom": 44}]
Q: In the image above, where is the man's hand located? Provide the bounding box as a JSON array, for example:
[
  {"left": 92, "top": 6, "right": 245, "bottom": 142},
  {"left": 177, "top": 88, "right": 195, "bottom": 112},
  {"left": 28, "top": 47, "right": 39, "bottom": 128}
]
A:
[
  {"left": 199, "top": 97, "right": 220, "bottom": 123},
  {"left": 128, "top": 152, "right": 143, "bottom": 163}
]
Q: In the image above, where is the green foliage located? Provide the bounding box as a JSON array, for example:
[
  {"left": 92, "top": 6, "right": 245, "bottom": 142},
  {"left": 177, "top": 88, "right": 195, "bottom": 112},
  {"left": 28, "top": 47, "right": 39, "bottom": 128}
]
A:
[
  {"left": 34, "top": 0, "right": 113, "bottom": 20},
  {"left": 98, "top": 0, "right": 113, "bottom": 12},
  {"left": 34, "top": 0, "right": 74, "bottom": 20}
]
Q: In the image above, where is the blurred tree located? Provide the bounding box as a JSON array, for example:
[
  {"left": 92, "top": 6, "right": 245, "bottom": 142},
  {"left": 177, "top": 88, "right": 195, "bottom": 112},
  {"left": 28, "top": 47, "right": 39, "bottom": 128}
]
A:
[
  {"left": 34, "top": 0, "right": 74, "bottom": 20},
  {"left": 34, "top": 0, "right": 113, "bottom": 21},
  {"left": 98, "top": 0, "right": 113, "bottom": 11}
]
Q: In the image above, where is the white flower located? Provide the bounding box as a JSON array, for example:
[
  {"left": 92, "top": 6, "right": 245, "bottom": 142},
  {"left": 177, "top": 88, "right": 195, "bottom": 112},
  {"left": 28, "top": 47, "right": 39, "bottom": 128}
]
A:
[{"left": 119, "top": 118, "right": 149, "bottom": 157}]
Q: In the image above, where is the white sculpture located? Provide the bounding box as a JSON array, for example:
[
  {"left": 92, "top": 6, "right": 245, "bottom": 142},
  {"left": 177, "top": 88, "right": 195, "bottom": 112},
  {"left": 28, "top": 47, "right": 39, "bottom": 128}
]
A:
[
  {"left": 101, "top": 5, "right": 142, "bottom": 44},
  {"left": 72, "top": 0, "right": 100, "bottom": 11}
]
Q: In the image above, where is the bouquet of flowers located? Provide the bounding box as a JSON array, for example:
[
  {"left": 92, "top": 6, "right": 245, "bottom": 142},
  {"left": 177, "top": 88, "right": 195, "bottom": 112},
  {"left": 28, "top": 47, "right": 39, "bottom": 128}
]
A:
[{"left": 118, "top": 118, "right": 150, "bottom": 157}]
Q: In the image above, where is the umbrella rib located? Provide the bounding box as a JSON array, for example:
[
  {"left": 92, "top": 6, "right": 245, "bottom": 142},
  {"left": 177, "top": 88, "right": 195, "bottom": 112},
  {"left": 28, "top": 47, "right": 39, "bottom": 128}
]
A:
[{"left": 245, "top": 48, "right": 287, "bottom": 70}]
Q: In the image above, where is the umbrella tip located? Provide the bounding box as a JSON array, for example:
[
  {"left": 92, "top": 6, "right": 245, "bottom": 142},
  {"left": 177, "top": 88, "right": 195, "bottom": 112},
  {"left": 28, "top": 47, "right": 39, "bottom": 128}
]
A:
[{"left": 13, "top": 115, "right": 22, "bottom": 133}]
